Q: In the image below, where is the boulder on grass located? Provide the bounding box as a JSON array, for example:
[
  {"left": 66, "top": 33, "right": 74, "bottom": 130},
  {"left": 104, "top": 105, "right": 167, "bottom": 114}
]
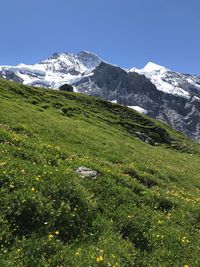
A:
[
  {"left": 59, "top": 84, "right": 74, "bottom": 92},
  {"left": 75, "top": 166, "right": 98, "bottom": 179}
]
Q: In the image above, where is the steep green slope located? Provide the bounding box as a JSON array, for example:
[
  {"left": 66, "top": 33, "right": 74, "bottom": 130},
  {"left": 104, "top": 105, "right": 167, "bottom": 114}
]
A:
[{"left": 0, "top": 78, "right": 199, "bottom": 267}]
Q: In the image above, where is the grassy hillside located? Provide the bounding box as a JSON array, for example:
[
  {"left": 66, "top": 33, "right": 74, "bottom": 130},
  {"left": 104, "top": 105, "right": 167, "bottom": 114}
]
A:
[{"left": 0, "top": 78, "right": 199, "bottom": 267}]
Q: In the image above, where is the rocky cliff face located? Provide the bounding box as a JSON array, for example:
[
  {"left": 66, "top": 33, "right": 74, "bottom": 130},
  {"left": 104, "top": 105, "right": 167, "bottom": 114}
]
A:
[
  {"left": 74, "top": 62, "right": 200, "bottom": 141},
  {"left": 0, "top": 52, "right": 199, "bottom": 141}
]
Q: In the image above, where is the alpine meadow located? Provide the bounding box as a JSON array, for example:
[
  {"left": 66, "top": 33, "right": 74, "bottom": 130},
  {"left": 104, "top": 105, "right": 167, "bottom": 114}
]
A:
[{"left": 0, "top": 79, "right": 199, "bottom": 266}]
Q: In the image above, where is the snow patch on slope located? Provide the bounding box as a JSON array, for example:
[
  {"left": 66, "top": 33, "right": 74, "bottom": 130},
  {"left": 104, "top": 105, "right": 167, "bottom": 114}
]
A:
[
  {"left": 127, "top": 106, "right": 148, "bottom": 114},
  {"left": 187, "top": 77, "right": 200, "bottom": 90},
  {"left": 108, "top": 101, "right": 148, "bottom": 114}
]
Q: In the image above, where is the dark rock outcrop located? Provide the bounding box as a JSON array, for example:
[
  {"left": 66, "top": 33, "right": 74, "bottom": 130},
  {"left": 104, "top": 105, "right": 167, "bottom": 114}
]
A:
[
  {"left": 0, "top": 70, "right": 24, "bottom": 83},
  {"left": 59, "top": 84, "right": 74, "bottom": 92}
]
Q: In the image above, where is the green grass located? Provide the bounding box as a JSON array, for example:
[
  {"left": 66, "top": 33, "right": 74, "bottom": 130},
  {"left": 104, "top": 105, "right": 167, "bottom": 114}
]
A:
[{"left": 0, "top": 78, "right": 199, "bottom": 267}]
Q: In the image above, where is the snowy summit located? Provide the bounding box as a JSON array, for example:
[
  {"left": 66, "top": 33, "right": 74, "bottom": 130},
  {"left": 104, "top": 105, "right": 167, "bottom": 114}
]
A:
[
  {"left": 130, "top": 62, "right": 191, "bottom": 98},
  {"left": 0, "top": 51, "right": 102, "bottom": 89}
]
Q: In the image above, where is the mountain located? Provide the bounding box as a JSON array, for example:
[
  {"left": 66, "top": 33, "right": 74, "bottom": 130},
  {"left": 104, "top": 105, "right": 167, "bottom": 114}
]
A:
[
  {"left": 74, "top": 61, "right": 200, "bottom": 141},
  {"left": 0, "top": 79, "right": 200, "bottom": 266},
  {"left": 131, "top": 62, "right": 200, "bottom": 99},
  {"left": 0, "top": 52, "right": 200, "bottom": 141},
  {"left": 0, "top": 51, "right": 101, "bottom": 88}
]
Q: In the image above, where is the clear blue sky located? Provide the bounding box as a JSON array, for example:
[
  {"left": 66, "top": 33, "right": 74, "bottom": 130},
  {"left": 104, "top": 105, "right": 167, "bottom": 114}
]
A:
[{"left": 1, "top": 0, "right": 200, "bottom": 75}]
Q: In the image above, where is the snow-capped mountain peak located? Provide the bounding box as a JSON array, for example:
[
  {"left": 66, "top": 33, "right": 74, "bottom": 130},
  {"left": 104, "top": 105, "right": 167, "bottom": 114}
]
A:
[
  {"left": 130, "top": 62, "right": 191, "bottom": 99},
  {"left": 142, "top": 62, "right": 170, "bottom": 72},
  {"left": 0, "top": 51, "right": 102, "bottom": 88},
  {"left": 129, "top": 62, "right": 169, "bottom": 74},
  {"left": 40, "top": 51, "right": 101, "bottom": 74}
]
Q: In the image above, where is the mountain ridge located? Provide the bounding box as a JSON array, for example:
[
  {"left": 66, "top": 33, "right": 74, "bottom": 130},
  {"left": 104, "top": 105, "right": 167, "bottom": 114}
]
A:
[{"left": 0, "top": 51, "right": 200, "bottom": 141}]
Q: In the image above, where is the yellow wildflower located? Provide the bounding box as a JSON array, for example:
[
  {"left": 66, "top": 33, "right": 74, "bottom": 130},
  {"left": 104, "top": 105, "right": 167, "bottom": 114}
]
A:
[
  {"left": 48, "top": 234, "right": 54, "bottom": 240},
  {"left": 35, "top": 177, "right": 40, "bottom": 181},
  {"left": 181, "top": 237, "right": 190, "bottom": 244},
  {"left": 9, "top": 182, "right": 15, "bottom": 188},
  {"left": 31, "top": 187, "right": 35, "bottom": 192},
  {"left": 75, "top": 251, "right": 80, "bottom": 256},
  {"left": 55, "top": 231, "right": 59, "bottom": 235},
  {"left": 96, "top": 255, "right": 104, "bottom": 263}
]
